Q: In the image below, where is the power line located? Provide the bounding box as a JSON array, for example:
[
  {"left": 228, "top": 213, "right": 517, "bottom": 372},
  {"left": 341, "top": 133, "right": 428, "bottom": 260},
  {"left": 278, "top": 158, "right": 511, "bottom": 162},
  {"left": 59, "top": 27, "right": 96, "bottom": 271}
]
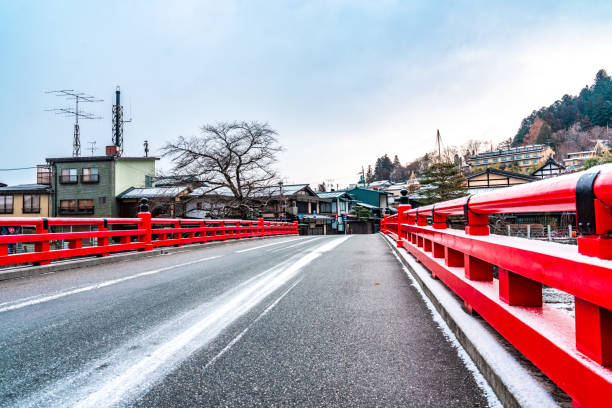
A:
[{"left": 0, "top": 166, "right": 38, "bottom": 172}]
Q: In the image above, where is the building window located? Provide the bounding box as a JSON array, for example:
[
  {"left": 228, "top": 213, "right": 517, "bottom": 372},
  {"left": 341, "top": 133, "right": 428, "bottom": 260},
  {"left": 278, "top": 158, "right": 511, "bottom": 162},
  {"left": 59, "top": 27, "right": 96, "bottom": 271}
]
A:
[
  {"left": 99, "top": 197, "right": 106, "bottom": 204},
  {"left": 37, "top": 166, "right": 52, "bottom": 185},
  {"left": 532, "top": 159, "right": 538, "bottom": 163},
  {"left": 493, "top": 158, "right": 498, "bottom": 162},
  {"left": 82, "top": 168, "right": 99, "bottom": 183},
  {"left": 59, "top": 200, "right": 77, "bottom": 214},
  {"left": 78, "top": 199, "right": 95, "bottom": 214},
  {"left": 484, "top": 159, "right": 488, "bottom": 163},
  {"left": 0, "top": 196, "right": 13, "bottom": 214},
  {"left": 23, "top": 195, "right": 40, "bottom": 213},
  {"left": 60, "top": 168, "right": 78, "bottom": 184},
  {"left": 320, "top": 202, "right": 332, "bottom": 213},
  {"left": 523, "top": 160, "right": 529, "bottom": 164}
]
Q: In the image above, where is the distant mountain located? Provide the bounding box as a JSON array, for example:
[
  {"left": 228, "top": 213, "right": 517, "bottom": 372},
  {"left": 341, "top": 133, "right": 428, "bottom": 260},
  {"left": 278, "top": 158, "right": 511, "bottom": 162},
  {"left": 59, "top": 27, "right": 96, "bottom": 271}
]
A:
[{"left": 512, "top": 69, "right": 612, "bottom": 154}]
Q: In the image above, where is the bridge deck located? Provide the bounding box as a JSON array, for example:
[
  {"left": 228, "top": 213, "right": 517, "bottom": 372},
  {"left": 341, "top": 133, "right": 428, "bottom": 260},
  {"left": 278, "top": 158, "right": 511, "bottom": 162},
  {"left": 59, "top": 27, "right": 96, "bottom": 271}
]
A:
[{"left": 0, "top": 235, "right": 493, "bottom": 407}]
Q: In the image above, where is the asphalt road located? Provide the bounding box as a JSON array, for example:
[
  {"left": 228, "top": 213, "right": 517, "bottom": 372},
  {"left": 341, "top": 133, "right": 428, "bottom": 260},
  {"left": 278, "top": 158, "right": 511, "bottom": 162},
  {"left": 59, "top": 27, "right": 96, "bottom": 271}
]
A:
[{"left": 0, "top": 234, "right": 491, "bottom": 407}]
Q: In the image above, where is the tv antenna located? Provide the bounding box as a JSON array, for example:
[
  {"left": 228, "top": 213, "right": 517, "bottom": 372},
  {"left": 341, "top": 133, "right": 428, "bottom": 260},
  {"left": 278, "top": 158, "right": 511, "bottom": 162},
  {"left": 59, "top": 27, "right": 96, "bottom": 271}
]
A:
[
  {"left": 112, "top": 86, "right": 132, "bottom": 156},
  {"left": 87, "top": 141, "right": 97, "bottom": 156},
  {"left": 45, "top": 90, "right": 103, "bottom": 157}
]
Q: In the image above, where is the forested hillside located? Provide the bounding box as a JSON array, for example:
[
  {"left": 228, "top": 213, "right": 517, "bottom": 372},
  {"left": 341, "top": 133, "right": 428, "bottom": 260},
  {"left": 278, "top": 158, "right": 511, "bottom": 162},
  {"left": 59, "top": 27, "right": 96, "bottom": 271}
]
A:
[{"left": 513, "top": 69, "right": 612, "bottom": 150}]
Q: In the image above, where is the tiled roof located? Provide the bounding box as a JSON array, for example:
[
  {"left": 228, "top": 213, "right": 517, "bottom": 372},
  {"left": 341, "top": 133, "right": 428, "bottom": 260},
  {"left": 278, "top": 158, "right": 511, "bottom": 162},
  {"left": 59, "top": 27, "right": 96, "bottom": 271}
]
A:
[
  {"left": 0, "top": 184, "right": 52, "bottom": 193},
  {"left": 118, "top": 186, "right": 189, "bottom": 199}
]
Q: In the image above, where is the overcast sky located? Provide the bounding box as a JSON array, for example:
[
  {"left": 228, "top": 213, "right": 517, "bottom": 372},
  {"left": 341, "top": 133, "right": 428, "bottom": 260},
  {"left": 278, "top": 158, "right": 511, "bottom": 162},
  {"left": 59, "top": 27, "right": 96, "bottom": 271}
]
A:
[{"left": 2, "top": 0, "right": 612, "bottom": 187}]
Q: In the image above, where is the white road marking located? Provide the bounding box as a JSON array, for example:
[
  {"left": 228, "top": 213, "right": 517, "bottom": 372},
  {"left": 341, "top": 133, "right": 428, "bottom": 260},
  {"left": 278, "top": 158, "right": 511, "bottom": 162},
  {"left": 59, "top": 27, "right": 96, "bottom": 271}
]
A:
[
  {"left": 19, "top": 236, "right": 350, "bottom": 408},
  {"left": 234, "top": 237, "right": 303, "bottom": 253},
  {"left": 266, "top": 236, "right": 322, "bottom": 252},
  {"left": 203, "top": 277, "right": 304, "bottom": 369},
  {"left": 0, "top": 256, "right": 221, "bottom": 314}
]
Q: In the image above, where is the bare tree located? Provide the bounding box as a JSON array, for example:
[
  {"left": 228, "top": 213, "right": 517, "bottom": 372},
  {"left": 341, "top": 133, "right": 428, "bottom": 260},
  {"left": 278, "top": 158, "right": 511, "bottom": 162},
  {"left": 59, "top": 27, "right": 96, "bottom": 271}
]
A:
[{"left": 162, "top": 121, "right": 283, "bottom": 218}]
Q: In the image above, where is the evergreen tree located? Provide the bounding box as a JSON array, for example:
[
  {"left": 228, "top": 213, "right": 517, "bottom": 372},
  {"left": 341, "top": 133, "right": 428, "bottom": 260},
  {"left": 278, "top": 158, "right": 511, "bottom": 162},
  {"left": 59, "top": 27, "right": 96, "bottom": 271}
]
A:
[
  {"left": 373, "top": 154, "right": 393, "bottom": 180},
  {"left": 419, "top": 163, "right": 467, "bottom": 204},
  {"left": 365, "top": 165, "right": 374, "bottom": 184},
  {"left": 351, "top": 204, "right": 371, "bottom": 221},
  {"left": 393, "top": 155, "right": 401, "bottom": 168}
]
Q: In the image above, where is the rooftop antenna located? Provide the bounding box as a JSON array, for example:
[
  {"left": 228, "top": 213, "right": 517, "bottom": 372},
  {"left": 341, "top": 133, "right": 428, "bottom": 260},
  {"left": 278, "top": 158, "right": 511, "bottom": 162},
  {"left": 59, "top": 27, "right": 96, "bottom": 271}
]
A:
[
  {"left": 45, "top": 90, "right": 103, "bottom": 157},
  {"left": 112, "top": 86, "right": 132, "bottom": 156},
  {"left": 87, "top": 141, "right": 97, "bottom": 156}
]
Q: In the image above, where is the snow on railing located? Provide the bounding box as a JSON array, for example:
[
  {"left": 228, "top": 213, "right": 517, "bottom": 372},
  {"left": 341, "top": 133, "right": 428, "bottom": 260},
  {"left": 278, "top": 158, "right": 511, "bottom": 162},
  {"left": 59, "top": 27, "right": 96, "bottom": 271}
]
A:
[
  {"left": 381, "top": 164, "right": 612, "bottom": 407},
  {"left": 0, "top": 212, "right": 298, "bottom": 268}
]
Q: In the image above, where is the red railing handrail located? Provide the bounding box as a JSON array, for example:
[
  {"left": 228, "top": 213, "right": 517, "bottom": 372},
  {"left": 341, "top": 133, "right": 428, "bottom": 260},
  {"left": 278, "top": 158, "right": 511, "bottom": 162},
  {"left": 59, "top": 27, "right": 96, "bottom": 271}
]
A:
[
  {"left": 380, "top": 165, "right": 612, "bottom": 406},
  {"left": 0, "top": 214, "right": 299, "bottom": 268},
  {"left": 401, "top": 165, "right": 612, "bottom": 219}
]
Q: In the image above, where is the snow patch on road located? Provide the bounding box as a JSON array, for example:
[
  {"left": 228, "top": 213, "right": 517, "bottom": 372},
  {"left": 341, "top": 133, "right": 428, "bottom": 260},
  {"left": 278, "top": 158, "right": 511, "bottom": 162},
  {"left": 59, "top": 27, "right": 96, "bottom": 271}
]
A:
[{"left": 234, "top": 237, "right": 303, "bottom": 253}]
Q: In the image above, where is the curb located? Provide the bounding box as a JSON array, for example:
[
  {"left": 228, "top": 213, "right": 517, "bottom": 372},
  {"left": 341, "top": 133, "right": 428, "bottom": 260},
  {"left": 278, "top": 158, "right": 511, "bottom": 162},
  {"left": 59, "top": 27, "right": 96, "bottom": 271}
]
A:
[
  {"left": 0, "top": 236, "right": 276, "bottom": 282},
  {"left": 381, "top": 233, "right": 569, "bottom": 408}
]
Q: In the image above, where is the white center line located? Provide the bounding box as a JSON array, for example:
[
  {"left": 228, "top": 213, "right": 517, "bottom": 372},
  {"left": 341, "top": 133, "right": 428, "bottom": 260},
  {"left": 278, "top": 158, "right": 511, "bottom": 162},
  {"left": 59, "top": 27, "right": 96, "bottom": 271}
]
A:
[
  {"left": 0, "top": 255, "right": 222, "bottom": 314},
  {"left": 203, "top": 277, "right": 304, "bottom": 369}
]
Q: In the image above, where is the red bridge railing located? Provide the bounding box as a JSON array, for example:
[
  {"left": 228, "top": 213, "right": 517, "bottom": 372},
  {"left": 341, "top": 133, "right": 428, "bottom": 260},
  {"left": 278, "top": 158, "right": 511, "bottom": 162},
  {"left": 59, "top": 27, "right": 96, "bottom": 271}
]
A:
[
  {"left": 0, "top": 212, "right": 298, "bottom": 268},
  {"left": 382, "top": 165, "right": 612, "bottom": 407}
]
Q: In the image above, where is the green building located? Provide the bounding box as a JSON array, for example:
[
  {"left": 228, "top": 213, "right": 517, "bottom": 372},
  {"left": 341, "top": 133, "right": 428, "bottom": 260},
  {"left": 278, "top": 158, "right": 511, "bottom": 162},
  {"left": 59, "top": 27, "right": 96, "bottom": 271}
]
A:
[
  {"left": 46, "top": 156, "right": 158, "bottom": 217},
  {"left": 344, "top": 187, "right": 390, "bottom": 210}
]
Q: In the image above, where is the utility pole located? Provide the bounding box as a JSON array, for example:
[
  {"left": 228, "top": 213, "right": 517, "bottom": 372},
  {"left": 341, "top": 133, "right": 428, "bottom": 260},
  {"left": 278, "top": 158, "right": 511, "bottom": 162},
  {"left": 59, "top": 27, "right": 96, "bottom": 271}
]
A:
[
  {"left": 144, "top": 140, "right": 149, "bottom": 157},
  {"left": 45, "top": 90, "right": 103, "bottom": 157},
  {"left": 435, "top": 129, "right": 443, "bottom": 161}
]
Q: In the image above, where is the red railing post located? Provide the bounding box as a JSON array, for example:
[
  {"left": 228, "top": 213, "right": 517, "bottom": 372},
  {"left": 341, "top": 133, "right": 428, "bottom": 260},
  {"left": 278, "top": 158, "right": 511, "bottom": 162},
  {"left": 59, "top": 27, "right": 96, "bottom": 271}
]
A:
[
  {"left": 573, "top": 170, "right": 612, "bottom": 365},
  {"left": 432, "top": 208, "right": 447, "bottom": 229},
  {"left": 416, "top": 211, "right": 427, "bottom": 227},
  {"left": 34, "top": 219, "right": 50, "bottom": 266},
  {"left": 98, "top": 220, "right": 109, "bottom": 257},
  {"left": 498, "top": 268, "right": 542, "bottom": 306},
  {"left": 138, "top": 212, "right": 153, "bottom": 251},
  {"left": 258, "top": 218, "right": 265, "bottom": 237},
  {"left": 293, "top": 221, "right": 298, "bottom": 235},
  {"left": 200, "top": 220, "right": 207, "bottom": 242},
  {"left": 464, "top": 196, "right": 489, "bottom": 236},
  {"left": 174, "top": 221, "right": 182, "bottom": 247},
  {"left": 397, "top": 205, "right": 410, "bottom": 247},
  {"left": 219, "top": 221, "right": 226, "bottom": 240},
  {"left": 575, "top": 298, "right": 612, "bottom": 366},
  {"left": 463, "top": 197, "right": 493, "bottom": 282}
]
